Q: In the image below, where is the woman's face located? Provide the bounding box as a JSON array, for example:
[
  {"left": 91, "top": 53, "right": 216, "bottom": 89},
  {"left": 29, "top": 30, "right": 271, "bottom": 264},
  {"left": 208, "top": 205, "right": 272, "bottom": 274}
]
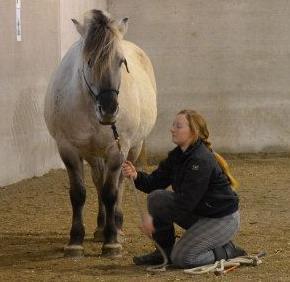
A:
[{"left": 170, "top": 114, "right": 196, "bottom": 150}]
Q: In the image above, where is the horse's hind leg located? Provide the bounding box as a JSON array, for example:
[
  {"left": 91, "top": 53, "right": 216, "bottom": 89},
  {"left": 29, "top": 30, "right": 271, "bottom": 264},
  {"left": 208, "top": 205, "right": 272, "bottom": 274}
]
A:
[
  {"left": 113, "top": 142, "right": 144, "bottom": 239},
  {"left": 89, "top": 158, "right": 106, "bottom": 242},
  {"left": 59, "top": 145, "right": 86, "bottom": 257},
  {"left": 114, "top": 172, "right": 125, "bottom": 242},
  {"left": 127, "top": 142, "right": 145, "bottom": 167},
  {"left": 101, "top": 149, "right": 125, "bottom": 258}
]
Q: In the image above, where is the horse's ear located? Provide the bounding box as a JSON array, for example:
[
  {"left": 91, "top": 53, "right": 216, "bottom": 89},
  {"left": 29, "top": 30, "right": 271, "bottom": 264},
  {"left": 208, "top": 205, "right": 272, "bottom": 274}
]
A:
[
  {"left": 71, "top": 19, "right": 85, "bottom": 37},
  {"left": 118, "top": 17, "right": 128, "bottom": 37}
]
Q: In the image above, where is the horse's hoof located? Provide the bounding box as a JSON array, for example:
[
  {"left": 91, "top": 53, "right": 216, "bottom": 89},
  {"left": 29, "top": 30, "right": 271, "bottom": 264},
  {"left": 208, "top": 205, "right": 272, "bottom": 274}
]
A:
[
  {"left": 64, "top": 245, "right": 84, "bottom": 257},
  {"left": 93, "top": 229, "right": 104, "bottom": 242},
  {"left": 101, "top": 243, "right": 122, "bottom": 258}
]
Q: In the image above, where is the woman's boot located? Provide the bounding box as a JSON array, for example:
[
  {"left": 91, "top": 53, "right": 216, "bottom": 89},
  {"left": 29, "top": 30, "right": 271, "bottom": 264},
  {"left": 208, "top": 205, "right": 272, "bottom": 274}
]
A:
[
  {"left": 133, "top": 245, "right": 173, "bottom": 265},
  {"left": 213, "top": 241, "right": 247, "bottom": 261}
]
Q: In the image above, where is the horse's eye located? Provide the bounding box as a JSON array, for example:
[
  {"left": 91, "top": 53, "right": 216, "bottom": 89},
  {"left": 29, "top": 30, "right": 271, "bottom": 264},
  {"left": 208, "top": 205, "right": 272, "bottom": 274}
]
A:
[{"left": 88, "top": 59, "right": 93, "bottom": 68}]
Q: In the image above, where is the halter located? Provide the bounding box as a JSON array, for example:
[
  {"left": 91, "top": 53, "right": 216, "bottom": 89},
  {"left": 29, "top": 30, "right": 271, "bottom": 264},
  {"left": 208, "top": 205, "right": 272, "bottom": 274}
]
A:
[
  {"left": 82, "top": 63, "right": 120, "bottom": 103},
  {"left": 111, "top": 123, "right": 121, "bottom": 151}
]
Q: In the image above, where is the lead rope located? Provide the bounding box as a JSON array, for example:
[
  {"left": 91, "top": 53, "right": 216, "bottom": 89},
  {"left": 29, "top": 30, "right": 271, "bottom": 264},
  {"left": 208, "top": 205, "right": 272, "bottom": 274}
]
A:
[
  {"left": 111, "top": 124, "right": 168, "bottom": 272},
  {"left": 184, "top": 251, "right": 266, "bottom": 275}
]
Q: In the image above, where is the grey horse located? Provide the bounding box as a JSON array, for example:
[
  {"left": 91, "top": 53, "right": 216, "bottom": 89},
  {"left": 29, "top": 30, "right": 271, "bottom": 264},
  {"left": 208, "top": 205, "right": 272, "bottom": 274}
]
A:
[{"left": 44, "top": 10, "right": 157, "bottom": 257}]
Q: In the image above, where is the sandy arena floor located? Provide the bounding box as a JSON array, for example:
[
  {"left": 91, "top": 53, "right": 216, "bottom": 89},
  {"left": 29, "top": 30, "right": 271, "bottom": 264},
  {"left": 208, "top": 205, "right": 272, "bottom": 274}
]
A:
[{"left": 0, "top": 156, "right": 289, "bottom": 281}]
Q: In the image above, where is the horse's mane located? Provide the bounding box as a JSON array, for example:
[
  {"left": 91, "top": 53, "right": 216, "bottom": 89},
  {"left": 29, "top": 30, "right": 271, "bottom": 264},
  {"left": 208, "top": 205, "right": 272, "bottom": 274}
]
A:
[{"left": 83, "top": 10, "right": 120, "bottom": 80}]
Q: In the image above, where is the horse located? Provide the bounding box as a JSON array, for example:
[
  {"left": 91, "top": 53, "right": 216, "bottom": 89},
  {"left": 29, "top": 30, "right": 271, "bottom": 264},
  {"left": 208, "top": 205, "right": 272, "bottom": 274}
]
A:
[{"left": 44, "top": 10, "right": 157, "bottom": 258}]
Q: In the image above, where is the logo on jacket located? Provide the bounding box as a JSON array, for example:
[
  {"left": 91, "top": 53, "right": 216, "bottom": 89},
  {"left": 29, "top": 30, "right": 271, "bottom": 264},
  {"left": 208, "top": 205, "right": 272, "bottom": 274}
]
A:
[{"left": 192, "top": 164, "right": 199, "bottom": 171}]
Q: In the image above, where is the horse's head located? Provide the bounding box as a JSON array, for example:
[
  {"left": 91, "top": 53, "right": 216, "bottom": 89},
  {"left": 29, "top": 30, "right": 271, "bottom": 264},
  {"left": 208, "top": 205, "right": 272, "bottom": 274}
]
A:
[{"left": 72, "top": 10, "right": 129, "bottom": 125}]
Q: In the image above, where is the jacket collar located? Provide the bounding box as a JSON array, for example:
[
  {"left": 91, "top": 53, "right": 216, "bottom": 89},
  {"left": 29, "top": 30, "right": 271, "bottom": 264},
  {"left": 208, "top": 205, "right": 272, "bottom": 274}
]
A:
[
  {"left": 183, "top": 138, "right": 202, "bottom": 155},
  {"left": 170, "top": 138, "right": 202, "bottom": 161}
]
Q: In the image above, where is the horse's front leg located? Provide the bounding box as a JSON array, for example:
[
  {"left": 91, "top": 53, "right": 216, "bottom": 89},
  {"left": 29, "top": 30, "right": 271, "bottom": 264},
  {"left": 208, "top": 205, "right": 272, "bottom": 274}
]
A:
[
  {"left": 101, "top": 153, "right": 123, "bottom": 258},
  {"left": 59, "top": 147, "right": 86, "bottom": 257}
]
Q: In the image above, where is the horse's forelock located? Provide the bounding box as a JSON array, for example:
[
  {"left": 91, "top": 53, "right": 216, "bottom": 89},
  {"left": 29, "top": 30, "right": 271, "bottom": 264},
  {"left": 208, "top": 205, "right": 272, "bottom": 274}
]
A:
[{"left": 83, "top": 10, "right": 120, "bottom": 80}]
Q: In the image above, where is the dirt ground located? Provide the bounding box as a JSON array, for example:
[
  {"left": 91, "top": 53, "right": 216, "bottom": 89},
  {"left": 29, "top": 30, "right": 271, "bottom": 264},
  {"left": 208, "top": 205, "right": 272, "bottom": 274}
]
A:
[{"left": 0, "top": 156, "right": 289, "bottom": 282}]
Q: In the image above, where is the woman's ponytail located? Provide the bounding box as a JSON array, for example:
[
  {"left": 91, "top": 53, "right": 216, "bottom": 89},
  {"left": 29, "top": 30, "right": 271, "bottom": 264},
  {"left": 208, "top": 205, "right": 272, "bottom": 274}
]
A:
[
  {"left": 212, "top": 152, "right": 240, "bottom": 191},
  {"left": 201, "top": 138, "right": 239, "bottom": 190}
]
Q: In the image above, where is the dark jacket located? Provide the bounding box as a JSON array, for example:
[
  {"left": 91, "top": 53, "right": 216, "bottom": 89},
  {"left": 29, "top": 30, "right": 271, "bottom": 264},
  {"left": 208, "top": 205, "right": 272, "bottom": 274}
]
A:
[{"left": 134, "top": 138, "right": 239, "bottom": 218}]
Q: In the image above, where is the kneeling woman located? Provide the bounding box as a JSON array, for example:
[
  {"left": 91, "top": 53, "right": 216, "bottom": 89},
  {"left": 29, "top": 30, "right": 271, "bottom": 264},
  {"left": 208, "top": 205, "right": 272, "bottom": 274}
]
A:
[{"left": 122, "top": 109, "right": 246, "bottom": 268}]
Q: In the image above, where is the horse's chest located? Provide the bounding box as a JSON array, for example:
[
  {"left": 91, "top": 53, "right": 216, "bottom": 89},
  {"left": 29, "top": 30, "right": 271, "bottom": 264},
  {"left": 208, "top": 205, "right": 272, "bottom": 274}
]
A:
[{"left": 71, "top": 131, "right": 115, "bottom": 158}]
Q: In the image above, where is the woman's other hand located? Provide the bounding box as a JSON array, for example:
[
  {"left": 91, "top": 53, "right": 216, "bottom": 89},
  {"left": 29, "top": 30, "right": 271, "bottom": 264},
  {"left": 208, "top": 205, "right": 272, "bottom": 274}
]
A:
[
  {"left": 140, "top": 213, "right": 155, "bottom": 237},
  {"left": 121, "top": 160, "right": 138, "bottom": 180}
]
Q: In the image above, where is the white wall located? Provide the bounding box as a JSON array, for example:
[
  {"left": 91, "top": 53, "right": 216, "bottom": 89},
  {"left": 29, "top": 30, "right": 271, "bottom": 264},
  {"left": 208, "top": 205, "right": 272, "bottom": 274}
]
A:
[
  {"left": 108, "top": 0, "right": 290, "bottom": 154},
  {"left": 0, "top": 0, "right": 106, "bottom": 186},
  {"left": 0, "top": 0, "right": 60, "bottom": 186}
]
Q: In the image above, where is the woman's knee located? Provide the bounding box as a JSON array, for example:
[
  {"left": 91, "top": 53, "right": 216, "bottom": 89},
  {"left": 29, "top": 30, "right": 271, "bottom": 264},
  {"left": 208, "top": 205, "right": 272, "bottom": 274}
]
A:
[{"left": 147, "top": 190, "right": 173, "bottom": 215}]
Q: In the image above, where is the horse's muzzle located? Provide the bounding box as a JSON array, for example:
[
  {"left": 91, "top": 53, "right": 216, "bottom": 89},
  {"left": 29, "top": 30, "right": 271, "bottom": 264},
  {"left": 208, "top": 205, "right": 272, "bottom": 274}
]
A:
[
  {"left": 97, "top": 105, "right": 119, "bottom": 125},
  {"left": 99, "top": 120, "right": 116, "bottom": 125}
]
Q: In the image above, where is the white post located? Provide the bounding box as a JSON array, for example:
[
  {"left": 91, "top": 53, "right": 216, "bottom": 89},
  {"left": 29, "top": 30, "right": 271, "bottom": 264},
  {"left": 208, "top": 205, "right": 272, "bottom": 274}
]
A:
[{"left": 16, "top": 0, "right": 21, "bottom": 41}]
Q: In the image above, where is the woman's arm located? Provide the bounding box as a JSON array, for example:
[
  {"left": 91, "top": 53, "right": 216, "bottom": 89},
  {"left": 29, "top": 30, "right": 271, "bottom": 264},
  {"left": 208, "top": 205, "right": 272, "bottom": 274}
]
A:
[{"left": 122, "top": 159, "right": 172, "bottom": 194}]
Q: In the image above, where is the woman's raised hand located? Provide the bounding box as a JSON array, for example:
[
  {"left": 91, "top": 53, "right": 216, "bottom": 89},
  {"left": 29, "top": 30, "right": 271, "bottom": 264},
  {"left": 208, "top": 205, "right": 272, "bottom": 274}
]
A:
[{"left": 121, "top": 160, "right": 138, "bottom": 180}]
